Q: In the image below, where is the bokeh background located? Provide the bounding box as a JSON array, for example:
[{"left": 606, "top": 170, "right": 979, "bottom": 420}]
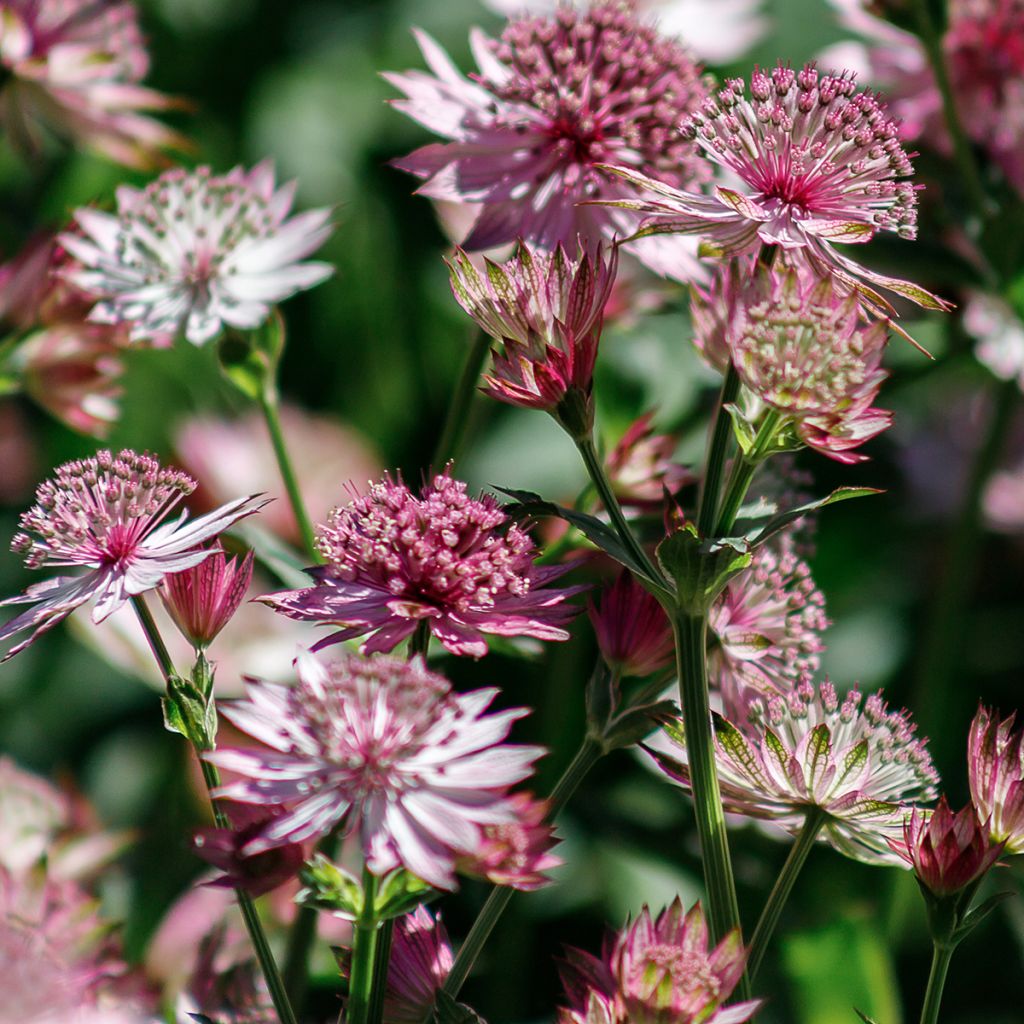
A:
[{"left": 0, "top": 0, "right": 1022, "bottom": 1021}]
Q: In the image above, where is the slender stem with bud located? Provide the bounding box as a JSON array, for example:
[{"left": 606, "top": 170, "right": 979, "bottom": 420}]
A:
[
  {"left": 919, "top": 941, "right": 955, "bottom": 1024},
  {"left": 714, "top": 411, "right": 781, "bottom": 536},
  {"left": 345, "top": 866, "right": 381, "bottom": 1024},
  {"left": 697, "top": 364, "right": 741, "bottom": 536}
]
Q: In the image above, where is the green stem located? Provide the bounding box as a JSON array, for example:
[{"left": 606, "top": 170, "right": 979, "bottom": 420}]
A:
[
  {"left": 368, "top": 918, "right": 395, "bottom": 1024},
  {"left": 697, "top": 364, "right": 741, "bottom": 536},
  {"left": 432, "top": 328, "right": 491, "bottom": 469},
  {"left": 575, "top": 435, "right": 661, "bottom": 582},
  {"left": 345, "top": 867, "right": 381, "bottom": 1024},
  {"left": 919, "top": 941, "right": 955, "bottom": 1024},
  {"left": 442, "top": 735, "right": 604, "bottom": 997},
  {"left": 913, "top": 0, "right": 991, "bottom": 224},
  {"left": 714, "top": 411, "right": 781, "bottom": 536},
  {"left": 672, "top": 611, "right": 745, "bottom": 967},
  {"left": 259, "top": 384, "right": 319, "bottom": 563},
  {"left": 130, "top": 597, "right": 299, "bottom": 1024},
  {"left": 746, "top": 809, "right": 825, "bottom": 984}
]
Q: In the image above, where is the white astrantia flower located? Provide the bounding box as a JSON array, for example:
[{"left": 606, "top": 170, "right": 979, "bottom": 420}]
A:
[{"left": 61, "top": 161, "right": 333, "bottom": 346}]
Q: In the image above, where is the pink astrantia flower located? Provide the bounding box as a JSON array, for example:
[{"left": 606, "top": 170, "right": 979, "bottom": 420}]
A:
[
  {"left": 689, "top": 261, "right": 749, "bottom": 374},
  {"left": 459, "top": 792, "right": 561, "bottom": 890},
  {"left": 386, "top": 2, "right": 712, "bottom": 280},
  {"left": 731, "top": 265, "right": 893, "bottom": 463},
  {"left": 0, "top": 757, "right": 69, "bottom": 875},
  {"left": 382, "top": 906, "right": 454, "bottom": 1024},
  {"left": 589, "top": 570, "right": 674, "bottom": 678},
  {"left": 62, "top": 161, "right": 334, "bottom": 346},
  {"left": 605, "top": 413, "right": 694, "bottom": 510},
  {"left": 260, "top": 470, "right": 582, "bottom": 658},
  {"left": 652, "top": 681, "right": 940, "bottom": 865},
  {"left": 968, "top": 705, "right": 1024, "bottom": 854},
  {"left": 0, "top": 0, "right": 187, "bottom": 168},
  {"left": 447, "top": 241, "right": 616, "bottom": 425},
  {"left": 160, "top": 548, "right": 254, "bottom": 650},
  {"left": 599, "top": 61, "right": 951, "bottom": 312},
  {"left": 708, "top": 533, "right": 829, "bottom": 720},
  {"left": 207, "top": 651, "right": 544, "bottom": 890},
  {"left": 888, "top": 797, "right": 1004, "bottom": 897},
  {"left": 0, "top": 448, "right": 266, "bottom": 660},
  {"left": 559, "top": 899, "right": 761, "bottom": 1024}
]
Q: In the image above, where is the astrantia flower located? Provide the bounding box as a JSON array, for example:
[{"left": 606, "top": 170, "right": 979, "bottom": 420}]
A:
[
  {"left": 731, "top": 266, "right": 893, "bottom": 463},
  {"left": 559, "top": 899, "right": 761, "bottom": 1024},
  {"left": 589, "top": 570, "right": 674, "bottom": 678},
  {"left": 888, "top": 797, "right": 1004, "bottom": 897},
  {"left": 605, "top": 413, "right": 694, "bottom": 510},
  {"left": 382, "top": 906, "right": 453, "bottom": 1024},
  {"left": 601, "top": 61, "right": 951, "bottom": 311},
  {"left": 62, "top": 161, "right": 334, "bottom": 346},
  {"left": 0, "top": 449, "right": 265, "bottom": 660},
  {"left": 261, "top": 469, "right": 582, "bottom": 658},
  {"left": 160, "top": 549, "right": 254, "bottom": 650},
  {"left": 652, "top": 681, "right": 940, "bottom": 864},
  {"left": 968, "top": 705, "right": 1024, "bottom": 854},
  {"left": 386, "top": 2, "right": 711, "bottom": 280},
  {"left": 208, "top": 651, "right": 543, "bottom": 890},
  {"left": 447, "top": 241, "right": 616, "bottom": 426},
  {"left": 0, "top": 757, "right": 68, "bottom": 875},
  {"left": 708, "top": 533, "right": 829, "bottom": 720},
  {"left": 0, "top": 0, "right": 186, "bottom": 168}
]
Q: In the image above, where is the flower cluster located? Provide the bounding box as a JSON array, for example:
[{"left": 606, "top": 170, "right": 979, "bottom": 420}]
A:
[
  {"left": 382, "top": 906, "right": 454, "bottom": 1024},
  {"left": 605, "top": 413, "right": 694, "bottom": 510},
  {"left": 63, "top": 161, "right": 333, "bottom": 346},
  {"left": 208, "top": 650, "right": 544, "bottom": 890},
  {"left": 589, "top": 570, "right": 675, "bottom": 678},
  {"left": 387, "top": 1, "right": 711, "bottom": 278},
  {"left": 968, "top": 705, "right": 1024, "bottom": 854},
  {"left": 262, "top": 469, "right": 581, "bottom": 658}
]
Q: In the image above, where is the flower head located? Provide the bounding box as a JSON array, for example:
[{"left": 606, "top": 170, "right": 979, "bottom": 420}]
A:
[
  {"left": 602, "top": 61, "right": 951, "bottom": 311},
  {"left": 708, "top": 533, "right": 829, "bottom": 719},
  {"left": 207, "top": 651, "right": 544, "bottom": 890},
  {"left": 62, "top": 161, "right": 333, "bottom": 346},
  {"left": 605, "top": 413, "right": 694, "bottom": 510},
  {"left": 888, "top": 797, "right": 1003, "bottom": 897},
  {"left": 653, "top": 681, "right": 940, "bottom": 864},
  {"left": 559, "top": 899, "right": 761, "bottom": 1024},
  {"left": 261, "top": 469, "right": 582, "bottom": 659},
  {"left": 386, "top": 3, "right": 711, "bottom": 279},
  {"left": 589, "top": 570, "right": 674, "bottom": 678},
  {"left": 968, "top": 705, "right": 1024, "bottom": 854},
  {"left": 0, "top": 448, "right": 266, "bottom": 660},
  {"left": 160, "top": 548, "right": 254, "bottom": 650},
  {"left": 0, "top": 0, "right": 186, "bottom": 168},
  {"left": 0, "top": 757, "right": 69, "bottom": 875},
  {"left": 382, "top": 906, "right": 454, "bottom": 1024}
]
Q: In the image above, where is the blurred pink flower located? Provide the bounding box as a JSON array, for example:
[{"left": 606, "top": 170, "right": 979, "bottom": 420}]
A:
[
  {"left": 0, "top": 448, "right": 266, "bottom": 660},
  {"left": 984, "top": 459, "right": 1024, "bottom": 534},
  {"left": 605, "top": 413, "right": 694, "bottom": 510},
  {"left": 589, "top": 570, "right": 674, "bottom": 678},
  {"left": 160, "top": 549, "right": 254, "bottom": 651},
  {"left": 208, "top": 650, "right": 544, "bottom": 890},
  {"left": 0, "top": 756, "right": 69, "bottom": 875},
  {"left": 386, "top": 3, "right": 712, "bottom": 280},
  {"left": 382, "top": 906, "right": 453, "bottom": 1024},
  {"left": 559, "top": 899, "right": 761, "bottom": 1024},
  {"left": 0, "top": 0, "right": 187, "bottom": 168},
  {"left": 600, "top": 62, "right": 951, "bottom": 312},
  {"left": 968, "top": 705, "right": 1024, "bottom": 853},
  {"left": 261, "top": 469, "right": 582, "bottom": 658},
  {"left": 964, "top": 292, "right": 1024, "bottom": 392},
  {"left": 63, "top": 161, "right": 333, "bottom": 345}
]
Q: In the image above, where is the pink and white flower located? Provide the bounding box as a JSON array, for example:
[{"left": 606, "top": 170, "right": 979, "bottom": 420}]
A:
[
  {"left": 0, "top": 448, "right": 266, "bottom": 660},
  {"left": 62, "top": 161, "right": 333, "bottom": 346},
  {"left": 589, "top": 570, "right": 674, "bottom": 679},
  {"left": 382, "top": 906, "right": 454, "bottom": 1024},
  {"left": 968, "top": 705, "right": 1024, "bottom": 854},
  {"left": 260, "top": 469, "right": 582, "bottom": 659},
  {"left": 386, "top": 2, "right": 712, "bottom": 280},
  {"left": 605, "top": 413, "right": 694, "bottom": 510},
  {"left": 207, "top": 650, "right": 544, "bottom": 890}
]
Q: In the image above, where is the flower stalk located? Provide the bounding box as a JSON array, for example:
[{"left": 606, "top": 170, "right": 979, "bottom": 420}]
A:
[
  {"left": 432, "top": 328, "right": 490, "bottom": 469},
  {"left": 697, "top": 364, "right": 741, "bottom": 536},
  {"left": 714, "top": 410, "right": 781, "bottom": 536},
  {"left": 345, "top": 866, "right": 382, "bottom": 1024},
  {"left": 919, "top": 941, "right": 955, "bottom": 1024}
]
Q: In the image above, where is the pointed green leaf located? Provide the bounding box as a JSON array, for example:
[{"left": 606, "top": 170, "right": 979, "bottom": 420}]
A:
[
  {"left": 655, "top": 524, "right": 751, "bottom": 614},
  {"left": 434, "top": 991, "right": 488, "bottom": 1024}
]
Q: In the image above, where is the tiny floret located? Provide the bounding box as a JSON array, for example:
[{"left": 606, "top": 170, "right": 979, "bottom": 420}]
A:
[
  {"left": 207, "top": 651, "right": 544, "bottom": 890},
  {"left": 160, "top": 548, "right": 254, "bottom": 650}
]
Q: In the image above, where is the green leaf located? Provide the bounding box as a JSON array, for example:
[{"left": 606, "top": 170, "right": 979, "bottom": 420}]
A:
[
  {"left": 373, "top": 868, "right": 435, "bottom": 920},
  {"left": 724, "top": 402, "right": 757, "bottom": 455},
  {"left": 433, "top": 991, "right": 488, "bottom": 1024},
  {"left": 217, "top": 309, "right": 286, "bottom": 400},
  {"left": 296, "top": 854, "right": 364, "bottom": 920},
  {"left": 736, "top": 488, "right": 883, "bottom": 551},
  {"left": 162, "top": 674, "right": 216, "bottom": 749},
  {"left": 603, "top": 699, "right": 678, "bottom": 752},
  {"left": 954, "top": 890, "right": 1015, "bottom": 944},
  {"left": 655, "top": 524, "right": 751, "bottom": 613},
  {"left": 854, "top": 1010, "right": 882, "bottom": 1024}
]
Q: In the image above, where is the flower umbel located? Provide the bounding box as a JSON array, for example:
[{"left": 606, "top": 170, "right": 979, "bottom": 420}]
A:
[
  {"left": 160, "top": 548, "right": 254, "bottom": 650},
  {"left": 260, "top": 469, "right": 582, "bottom": 658},
  {"left": 387, "top": 2, "right": 711, "bottom": 279},
  {"left": 652, "top": 681, "right": 940, "bottom": 864},
  {"left": 0, "top": 448, "right": 266, "bottom": 660},
  {"left": 559, "top": 899, "right": 761, "bottom": 1024},
  {"left": 62, "top": 161, "right": 333, "bottom": 346},
  {"left": 968, "top": 705, "right": 1024, "bottom": 854},
  {"left": 605, "top": 413, "right": 694, "bottom": 510},
  {"left": 207, "top": 650, "right": 544, "bottom": 890}
]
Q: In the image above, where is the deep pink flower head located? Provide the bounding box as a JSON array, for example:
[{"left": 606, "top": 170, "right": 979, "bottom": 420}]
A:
[
  {"left": 602, "top": 61, "right": 951, "bottom": 312},
  {"left": 193, "top": 803, "right": 305, "bottom": 898},
  {"left": 160, "top": 549, "right": 254, "bottom": 650},
  {"left": 559, "top": 899, "right": 761, "bottom": 1024},
  {"left": 260, "top": 469, "right": 582, "bottom": 658},
  {"left": 708, "top": 532, "right": 829, "bottom": 719},
  {"left": 605, "top": 413, "right": 694, "bottom": 510},
  {"left": 888, "top": 797, "right": 1004, "bottom": 897},
  {"left": 448, "top": 241, "right": 616, "bottom": 427},
  {"left": 386, "top": 2, "right": 712, "bottom": 280},
  {"left": 968, "top": 705, "right": 1024, "bottom": 854},
  {"left": 0, "top": 0, "right": 187, "bottom": 168},
  {"left": 459, "top": 792, "right": 561, "bottom": 891},
  {"left": 0, "top": 449, "right": 266, "bottom": 661},
  {"left": 589, "top": 570, "right": 674, "bottom": 678},
  {"left": 207, "top": 650, "right": 544, "bottom": 890},
  {"left": 382, "top": 906, "right": 453, "bottom": 1024}
]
